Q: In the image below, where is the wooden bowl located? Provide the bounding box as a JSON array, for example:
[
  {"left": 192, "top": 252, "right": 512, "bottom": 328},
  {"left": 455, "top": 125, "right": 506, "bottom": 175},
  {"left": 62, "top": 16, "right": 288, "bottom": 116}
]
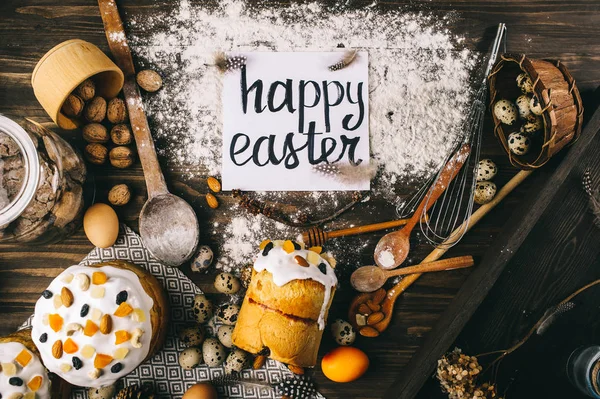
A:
[
  {"left": 31, "top": 39, "right": 124, "bottom": 130},
  {"left": 488, "top": 54, "right": 583, "bottom": 169}
]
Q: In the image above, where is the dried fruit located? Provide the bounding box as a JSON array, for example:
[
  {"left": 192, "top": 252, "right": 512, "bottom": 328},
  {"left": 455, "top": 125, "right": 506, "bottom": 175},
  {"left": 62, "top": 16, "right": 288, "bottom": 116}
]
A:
[
  {"left": 207, "top": 176, "right": 222, "bottom": 193},
  {"left": 132, "top": 308, "right": 146, "bottom": 323},
  {"left": 115, "top": 330, "right": 131, "bottom": 345},
  {"left": 108, "top": 184, "right": 131, "bottom": 206},
  {"left": 63, "top": 338, "right": 78, "bottom": 354},
  {"left": 92, "top": 271, "right": 107, "bottom": 284},
  {"left": 60, "top": 363, "right": 72, "bottom": 372},
  {"left": 114, "top": 302, "right": 133, "bottom": 317},
  {"left": 84, "top": 143, "right": 108, "bottom": 165},
  {"left": 110, "top": 124, "right": 132, "bottom": 145},
  {"left": 259, "top": 239, "right": 271, "bottom": 250},
  {"left": 53, "top": 294, "right": 63, "bottom": 309},
  {"left": 82, "top": 123, "right": 109, "bottom": 143},
  {"left": 84, "top": 96, "right": 107, "bottom": 123},
  {"left": 84, "top": 320, "right": 99, "bottom": 337},
  {"left": 76, "top": 78, "right": 96, "bottom": 101},
  {"left": 367, "top": 312, "right": 384, "bottom": 325},
  {"left": 80, "top": 304, "right": 90, "bottom": 317},
  {"left": 205, "top": 193, "right": 219, "bottom": 209},
  {"left": 294, "top": 255, "right": 309, "bottom": 267},
  {"left": 309, "top": 246, "right": 323, "bottom": 254},
  {"left": 91, "top": 286, "right": 105, "bottom": 299},
  {"left": 136, "top": 69, "right": 163, "bottom": 92},
  {"left": 107, "top": 97, "right": 128, "bottom": 124},
  {"left": 61, "top": 94, "right": 85, "bottom": 117},
  {"left": 100, "top": 314, "right": 112, "bottom": 334},
  {"left": 111, "top": 362, "right": 123, "bottom": 373},
  {"left": 94, "top": 353, "right": 113, "bottom": 369},
  {"left": 72, "top": 356, "right": 83, "bottom": 370},
  {"left": 39, "top": 333, "right": 47, "bottom": 343},
  {"left": 15, "top": 349, "right": 32, "bottom": 367},
  {"left": 116, "top": 290, "right": 129, "bottom": 305},
  {"left": 288, "top": 364, "right": 304, "bottom": 375},
  {"left": 109, "top": 146, "right": 135, "bottom": 169},
  {"left": 90, "top": 308, "right": 102, "bottom": 321},
  {"left": 49, "top": 314, "right": 63, "bottom": 332},
  {"left": 253, "top": 355, "right": 267, "bottom": 369},
  {"left": 81, "top": 345, "right": 96, "bottom": 359},
  {"left": 8, "top": 377, "right": 23, "bottom": 386},
  {"left": 61, "top": 273, "right": 74, "bottom": 283},
  {"left": 113, "top": 347, "right": 129, "bottom": 360},
  {"left": 359, "top": 326, "right": 380, "bottom": 337},
  {"left": 61, "top": 287, "right": 74, "bottom": 307},
  {"left": 306, "top": 251, "right": 320, "bottom": 265},
  {"left": 42, "top": 289, "right": 53, "bottom": 299},
  {"left": 355, "top": 314, "right": 367, "bottom": 327},
  {"left": 1, "top": 362, "right": 16, "bottom": 376},
  {"left": 262, "top": 241, "right": 274, "bottom": 256},
  {"left": 282, "top": 240, "right": 295, "bottom": 253},
  {"left": 52, "top": 340, "right": 63, "bottom": 359},
  {"left": 88, "top": 368, "right": 101, "bottom": 379},
  {"left": 27, "top": 376, "right": 43, "bottom": 391}
]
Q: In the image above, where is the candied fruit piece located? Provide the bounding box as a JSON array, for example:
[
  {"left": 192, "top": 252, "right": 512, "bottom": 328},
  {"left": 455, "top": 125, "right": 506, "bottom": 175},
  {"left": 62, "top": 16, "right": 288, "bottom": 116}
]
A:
[
  {"left": 27, "top": 375, "right": 43, "bottom": 391},
  {"left": 114, "top": 302, "right": 133, "bottom": 317},
  {"left": 113, "top": 347, "right": 129, "bottom": 360},
  {"left": 2, "top": 362, "right": 16, "bottom": 376},
  {"left": 115, "top": 330, "right": 131, "bottom": 345},
  {"left": 282, "top": 240, "right": 295, "bottom": 254},
  {"left": 63, "top": 338, "right": 78, "bottom": 354},
  {"left": 132, "top": 308, "right": 146, "bottom": 322},
  {"left": 84, "top": 320, "right": 99, "bottom": 337},
  {"left": 49, "top": 314, "right": 63, "bottom": 332},
  {"left": 94, "top": 353, "right": 113, "bottom": 369},
  {"left": 81, "top": 345, "right": 95, "bottom": 359},
  {"left": 92, "top": 272, "right": 107, "bottom": 285},
  {"left": 309, "top": 246, "right": 323, "bottom": 254},
  {"left": 306, "top": 251, "right": 320, "bottom": 265},
  {"left": 15, "top": 349, "right": 32, "bottom": 367},
  {"left": 258, "top": 239, "right": 271, "bottom": 250},
  {"left": 91, "top": 286, "right": 105, "bottom": 299}
]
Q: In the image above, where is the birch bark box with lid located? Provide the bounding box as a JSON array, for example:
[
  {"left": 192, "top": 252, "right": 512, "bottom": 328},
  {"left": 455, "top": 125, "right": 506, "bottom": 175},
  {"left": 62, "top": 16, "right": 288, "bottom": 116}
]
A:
[{"left": 31, "top": 39, "right": 124, "bottom": 130}]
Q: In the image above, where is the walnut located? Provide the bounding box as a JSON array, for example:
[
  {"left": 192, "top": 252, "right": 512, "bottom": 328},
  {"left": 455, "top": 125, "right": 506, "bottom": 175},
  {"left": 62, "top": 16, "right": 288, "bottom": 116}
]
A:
[
  {"left": 61, "top": 94, "right": 84, "bottom": 117},
  {"left": 109, "top": 146, "right": 135, "bottom": 168},
  {"left": 82, "top": 123, "right": 109, "bottom": 143},
  {"left": 75, "top": 79, "right": 96, "bottom": 101},
  {"left": 136, "top": 69, "right": 163, "bottom": 92},
  {"left": 84, "top": 143, "right": 108, "bottom": 165},
  {"left": 107, "top": 98, "right": 128, "bottom": 124},
  {"left": 84, "top": 97, "right": 107, "bottom": 123},
  {"left": 108, "top": 184, "right": 131, "bottom": 206},
  {"left": 110, "top": 124, "right": 132, "bottom": 145}
]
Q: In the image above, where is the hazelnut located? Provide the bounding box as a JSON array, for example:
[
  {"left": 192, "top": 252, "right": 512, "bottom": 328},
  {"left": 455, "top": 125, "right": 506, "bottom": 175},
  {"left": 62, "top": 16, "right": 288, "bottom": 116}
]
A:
[
  {"left": 84, "top": 97, "right": 107, "bottom": 123},
  {"left": 108, "top": 184, "right": 131, "bottom": 206},
  {"left": 107, "top": 98, "right": 128, "bottom": 124},
  {"left": 61, "top": 94, "right": 84, "bottom": 117},
  {"left": 109, "top": 146, "right": 135, "bottom": 169},
  {"left": 84, "top": 143, "right": 108, "bottom": 165},
  {"left": 82, "top": 123, "right": 109, "bottom": 143},
  {"left": 110, "top": 124, "right": 132, "bottom": 145},
  {"left": 136, "top": 70, "right": 163, "bottom": 92},
  {"left": 75, "top": 79, "right": 96, "bottom": 101}
]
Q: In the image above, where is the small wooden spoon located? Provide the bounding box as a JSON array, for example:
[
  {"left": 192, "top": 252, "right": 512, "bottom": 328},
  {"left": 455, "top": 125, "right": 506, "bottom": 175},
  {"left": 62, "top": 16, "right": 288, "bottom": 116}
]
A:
[
  {"left": 351, "top": 255, "right": 474, "bottom": 292},
  {"left": 374, "top": 144, "right": 470, "bottom": 270}
]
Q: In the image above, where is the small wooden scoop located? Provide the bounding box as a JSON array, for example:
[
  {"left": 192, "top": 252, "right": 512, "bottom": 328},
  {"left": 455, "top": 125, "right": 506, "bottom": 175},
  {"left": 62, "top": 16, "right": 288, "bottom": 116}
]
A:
[
  {"left": 351, "top": 255, "right": 474, "bottom": 293},
  {"left": 98, "top": 0, "right": 199, "bottom": 266},
  {"left": 374, "top": 144, "right": 470, "bottom": 270}
]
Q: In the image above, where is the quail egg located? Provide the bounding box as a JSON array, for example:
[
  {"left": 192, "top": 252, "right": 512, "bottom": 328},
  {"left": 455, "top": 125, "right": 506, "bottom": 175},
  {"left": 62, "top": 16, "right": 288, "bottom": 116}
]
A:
[
  {"left": 191, "top": 245, "right": 213, "bottom": 273},
  {"left": 493, "top": 99, "right": 518, "bottom": 125},
  {"left": 330, "top": 319, "right": 356, "bottom": 346},
  {"left": 193, "top": 294, "right": 214, "bottom": 324},
  {"left": 216, "top": 304, "right": 240, "bottom": 325},
  {"left": 179, "top": 347, "right": 203, "bottom": 369},
  {"left": 529, "top": 95, "right": 543, "bottom": 115},
  {"left": 179, "top": 326, "right": 205, "bottom": 347},
  {"left": 88, "top": 384, "right": 116, "bottom": 399},
  {"left": 217, "top": 325, "right": 235, "bottom": 348},
  {"left": 224, "top": 348, "right": 251, "bottom": 374},
  {"left": 516, "top": 72, "right": 534, "bottom": 94},
  {"left": 508, "top": 132, "right": 531, "bottom": 156},
  {"left": 202, "top": 338, "right": 226, "bottom": 367},
  {"left": 474, "top": 181, "right": 497, "bottom": 205},
  {"left": 521, "top": 115, "right": 543, "bottom": 134},
  {"left": 476, "top": 159, "right": 498, "bottom": 182},
  {"left": 214, "top": 273, "right": 241, "bottom": 294},
  {"left": 515, "top": 95, "right": 532, "bottom": 120}
]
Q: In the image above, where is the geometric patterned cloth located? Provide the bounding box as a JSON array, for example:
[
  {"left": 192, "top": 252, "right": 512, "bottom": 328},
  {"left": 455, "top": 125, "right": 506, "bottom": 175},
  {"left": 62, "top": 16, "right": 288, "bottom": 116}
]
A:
[{"left": 21, "top": 225, "right": 322, "bottom": 398}]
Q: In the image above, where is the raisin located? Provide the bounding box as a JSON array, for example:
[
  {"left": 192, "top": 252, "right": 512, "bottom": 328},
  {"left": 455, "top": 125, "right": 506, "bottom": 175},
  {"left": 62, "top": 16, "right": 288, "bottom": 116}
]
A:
[
  {"left": 39, "top": 333, "right": 48, "bottom": 343},
  {"left": 80, "top": 304, "right": 90, "bottom": 317},
  {"left": 42, "top": 290, "right": 53, "bottom": 299},
  {"left": 72, "top": 357, "right": 83, "bottom": 370},
  {"left": 110, "top": 363, "right": 123, "bottom": 373},
  {"left": 292, "top": 241, "right": 301, "bottom": 250},
  {"left": 318, "top": 263, "right": 328, "bottom": 274},
  {"left": 262, "top": 242, "right": 274, "bottom": 256},
  {"left": 116, "top": 290, "right": 128, "bottom": 305},
  {"left": 9, "top": 377, "right": 23, "bottom": 386}
]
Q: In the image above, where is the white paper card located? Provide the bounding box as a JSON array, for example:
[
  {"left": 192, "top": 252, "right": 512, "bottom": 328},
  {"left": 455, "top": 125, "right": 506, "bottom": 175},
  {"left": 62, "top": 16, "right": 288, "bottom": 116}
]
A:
[{"left": 222, "top": 51, "right": 370, "bottom": 191}]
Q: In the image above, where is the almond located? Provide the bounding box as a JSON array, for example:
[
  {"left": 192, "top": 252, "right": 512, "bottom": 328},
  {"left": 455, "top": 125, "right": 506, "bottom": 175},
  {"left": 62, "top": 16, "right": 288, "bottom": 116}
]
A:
[
  {"left": 206, "top": 193, "right": 219, "bottom": 209},
  {"left": 359, "top": 326, "right": 380, "bottom": 337},
  {"left": 357, "top": 303, "right": 372, "bottom": 315},
  {"left": 61, "top": 287, "right": 74, "bottom": 308},
  {"left": 52, "top": 340, "right": 63, "bottom": 359},
  {"left": 100, "top": 314, "right": 112, "bottom": 335},
  {"left": 367, "top": 311, "right": 385, "bottom": 325},
  {"left": 287, "top": 364, "right": 304, "bottom": 375},
  {"left": 253, "top": 355, "right": 267, "bottom": 370},
  {"left": 293, "top": 255, "right": 309, "bottom": 267},
  {"left": 207, "top": 177, "right": 222, "bottom": 193},
  {"left": 371, "top": 288, "right": 386, "bottom": 305},
  {"left": 366, "top": 300, "right": 381, "bottom": 312}
]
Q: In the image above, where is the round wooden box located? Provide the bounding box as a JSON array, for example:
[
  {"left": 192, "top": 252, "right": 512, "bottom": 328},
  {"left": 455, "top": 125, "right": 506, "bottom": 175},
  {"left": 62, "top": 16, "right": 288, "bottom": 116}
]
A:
[
  {"left": 31, "top": 39, "right": 124, "bottom": 130},
  {"left": 488, "top": 53, "right": 583, "bottom": 169}
]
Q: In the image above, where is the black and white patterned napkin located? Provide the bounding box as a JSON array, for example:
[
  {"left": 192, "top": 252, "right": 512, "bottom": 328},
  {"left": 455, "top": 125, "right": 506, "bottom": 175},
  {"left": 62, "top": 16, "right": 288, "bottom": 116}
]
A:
[{"left": 21, "top": 225, "right": 322, "bottom": 398}]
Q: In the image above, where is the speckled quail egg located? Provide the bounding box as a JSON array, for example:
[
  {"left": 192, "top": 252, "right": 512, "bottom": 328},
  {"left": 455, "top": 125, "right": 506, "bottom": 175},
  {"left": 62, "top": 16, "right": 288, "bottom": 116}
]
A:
[
  {"left": 330, "top": 319, "right": 356, "bottom": 346},
  {"left": 193, "top": 294, "right": 214, "bottom": 324},
  {"left": 493, "top": 99, "right": 518, "bottom": 125},
  {"left": 179, "top": 347, "right": 203, "bottom": 369},
  {"left": 88, "top": 384, "right": 116, "bottom": 399},
  {"left": 508, "top": 132, "right": 531, "bottom": 156},
  {"left": 515, "top": 95, "right": 532, "bottom": 120},
  {"left": 476, "top": 159, "right": 498, "bottom": 182},
  {"left": 214, "top": 272, "right": 241, "bottom": 294},
  {"left": 179, "top": 326, "right": 205, "bottom": 347},
  {"left": 216, "top": 304, "right": 240, "bottom": 325},
  {"left": 190, "top": 245, "right": 213, "bottom": 273},
  {"left": 202, "top": 338, "right": 226, "bottom": 367},
  {"left": 529, "top": 95, "right": 543, "bottom": 115},
  {"left": 521, "top": 115, "right": 543, "bottom": 134},
  {"left": 516, "top": 72, "right": 534, "bottom": 94},
  {"left": 474, "top": 181, "right": 497, "bottom": 205},
  {"left": 217, "top": 325, "right": 235, "bottom": 348},
  {"left": 224, "top": 348, "right": 251, "bottom": 374}
]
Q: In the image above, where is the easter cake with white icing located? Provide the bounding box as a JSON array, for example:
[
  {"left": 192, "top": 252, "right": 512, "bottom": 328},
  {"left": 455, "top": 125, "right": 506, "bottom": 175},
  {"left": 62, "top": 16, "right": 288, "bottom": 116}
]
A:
[
  {"left": 232, "top": 239, "right": 337, "bottom": 368},
  {"left": 31, "top": 260, "right": 168, "bottom": 388}
]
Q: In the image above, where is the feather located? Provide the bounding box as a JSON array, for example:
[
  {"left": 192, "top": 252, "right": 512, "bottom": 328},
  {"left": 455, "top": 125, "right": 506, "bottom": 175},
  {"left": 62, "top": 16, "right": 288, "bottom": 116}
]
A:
[
  {"left": 211, "top": 373, "right": 318, "bottom": 399},
  {"left": 536, "top": 301, "right": 575, "bottom": 335},
  {"left": 583, "top": 167, "right": 600, "bottom": 228},
  {"left": 313, "top": 162, "right": 377, "bottom": 185},
  {"left": 214, "top": 51, "right": 229, "bottom": 73},
  {"left": 328, "top": 49, "right": 358, "bottom": 71},
  {"left": 583, "top": 168, "right": 593, "bottom": 196},
  {"left": 214, "top": 52, "right": 246, "bottom": 73}
]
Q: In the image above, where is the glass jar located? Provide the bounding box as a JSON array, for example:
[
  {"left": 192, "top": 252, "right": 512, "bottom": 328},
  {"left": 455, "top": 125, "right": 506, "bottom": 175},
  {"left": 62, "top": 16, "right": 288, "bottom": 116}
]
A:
[{"left": 0, "top": 115, "right": 87, "bottom": 244}]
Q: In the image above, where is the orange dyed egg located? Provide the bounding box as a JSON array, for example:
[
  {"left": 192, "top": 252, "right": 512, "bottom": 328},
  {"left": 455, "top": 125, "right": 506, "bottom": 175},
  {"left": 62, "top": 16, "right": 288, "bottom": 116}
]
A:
[{"left": 321, "top": 346, "right": 369, "bottom": 383}]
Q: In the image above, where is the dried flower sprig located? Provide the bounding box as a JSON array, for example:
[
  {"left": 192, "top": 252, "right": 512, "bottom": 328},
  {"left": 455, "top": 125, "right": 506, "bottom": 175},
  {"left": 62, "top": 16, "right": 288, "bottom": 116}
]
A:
[
  {"left": 328, "top": 49, "right": 358, "bottom": 71},
  {"left": 214, "top": 51, "right": 247, "bottom": 73}
]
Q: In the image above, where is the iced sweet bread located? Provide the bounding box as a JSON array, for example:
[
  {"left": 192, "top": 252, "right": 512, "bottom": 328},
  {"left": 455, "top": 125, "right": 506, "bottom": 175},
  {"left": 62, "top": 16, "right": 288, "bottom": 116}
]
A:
[
  {"left": 31, "top": 260, "right": 168, "bottom": 388},
  {"left": 232, "top": 239, "right": 337, "bottom": 368},
  {"left": 0, "top": 329, "right": 70, "bottom": 399}
]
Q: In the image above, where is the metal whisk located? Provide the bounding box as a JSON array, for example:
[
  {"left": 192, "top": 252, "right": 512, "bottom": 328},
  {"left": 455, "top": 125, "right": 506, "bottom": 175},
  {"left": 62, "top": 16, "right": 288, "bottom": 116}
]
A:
[{"left": 397, "top": 23, "right": 507, "bottom": 248}]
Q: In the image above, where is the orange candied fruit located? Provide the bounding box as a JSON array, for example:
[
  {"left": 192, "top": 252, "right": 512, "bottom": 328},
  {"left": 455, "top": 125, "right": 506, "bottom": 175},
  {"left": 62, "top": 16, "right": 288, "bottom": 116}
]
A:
[
  {"left": 282, "top": 240, "right": 295, "bottom": 254},
  {"left": 94, "top": 353, "right": 113, "bottom": 369},
  {"left": 49, "top": 314, "right": 63, "bottom": 333},
  {"left": 84, "top": 320, "right": 99, "bottom": 337},
  {"left": 114, "top": 330, "right": 131, "bottom": 345},
  {"left": 258, "top": 239, "right": 271, "bottom": 250},
  {"left": 114, "top": 302, "right": 133, "bottom": 317},
  {"left": 15, "top": 349, "right": 32, "bottom": 367},
  {"left": 27, "top": 375, "right": 43, "bottom": 391},
  {"left": 92, "top": 271, "right": 108, "bottom": 285},
  {"left": 63, "top": 338, "right": 78, "bottom": 354},
  {"left": 309, "top": 246, "right": 323, "bottom": 254}
]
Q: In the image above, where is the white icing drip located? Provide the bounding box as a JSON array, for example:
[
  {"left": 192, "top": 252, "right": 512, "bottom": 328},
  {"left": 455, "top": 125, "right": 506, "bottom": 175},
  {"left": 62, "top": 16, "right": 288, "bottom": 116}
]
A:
[
  {"left": 0, "top": 342, "right": 51, "bottom": 399},
  {"left": 253, "top": 246, "right": 337, "bottom": 330},
  {"left": 31, "top": 265, "right": 154, "bottom": 388}
]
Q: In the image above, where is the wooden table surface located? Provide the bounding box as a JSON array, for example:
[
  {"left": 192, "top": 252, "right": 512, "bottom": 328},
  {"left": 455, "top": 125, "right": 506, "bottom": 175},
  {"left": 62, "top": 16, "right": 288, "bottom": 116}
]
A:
[{"left": 1, "top": 1, "right": 600, "bottom": 398}]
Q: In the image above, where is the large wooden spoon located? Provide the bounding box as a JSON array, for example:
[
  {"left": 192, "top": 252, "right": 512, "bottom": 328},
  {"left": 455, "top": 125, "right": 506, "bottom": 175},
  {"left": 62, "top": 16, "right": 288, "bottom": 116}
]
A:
[
  {"left": 98, "top": 0, "right": 199, "bottom": 267},
  {"left": 374, "top": 144, "right": 470, "bottom": 269},
  {"left": 351, "top": 255, "right": 474, "bottom": 293}
]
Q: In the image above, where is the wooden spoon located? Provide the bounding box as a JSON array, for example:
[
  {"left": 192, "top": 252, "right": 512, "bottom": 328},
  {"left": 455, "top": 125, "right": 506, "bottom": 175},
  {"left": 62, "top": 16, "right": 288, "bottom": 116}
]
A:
[
  {"left": 374, "top": 144, "right": 470, "bottom": 270},
  {"left": 351, "top": 255, "right": 474, "bottom": 293},
  {"left": 98, "top": 0, "right": 199, "bottom": 267}
]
